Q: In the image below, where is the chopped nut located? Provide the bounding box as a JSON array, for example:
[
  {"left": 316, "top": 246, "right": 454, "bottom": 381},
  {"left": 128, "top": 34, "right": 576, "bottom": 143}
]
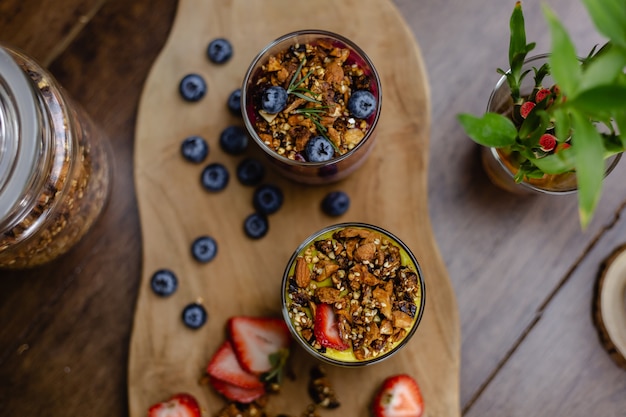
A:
[
  {"left": 392, "top": 310, "right": 414, "bottom": 329},
  {"left": 295, "top": 257, "right": 311, "bottom": 288},
  {"left": 354, "top": 242, "right": 377, "bottom": 262},
  {"left": 316, "top": 287, "right": 343, "bottom": 304}
]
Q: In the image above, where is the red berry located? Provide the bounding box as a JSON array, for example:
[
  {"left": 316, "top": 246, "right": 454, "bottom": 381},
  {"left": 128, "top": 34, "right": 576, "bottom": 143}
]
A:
[
  {"left": 372, "top": 374, "right": 424, "bottom": 417},
  {"left": 535, "top": 88, "right": 551, "bottom": 103},
  {"left": 555, "top": 142, "right": 571, "bottom": 153},
  {"left": 206, "top": 341, "right": 264, "bottom": 389},
  {"left": 314, "top": 303, "right": 349, "bottom": 351},
  {"left": 539, "top": 134, "right": 557, "bottom": 152},
  {"left": 228, "top": 316, "right": 291, "bottom": 374},
  {"left": 147, "top": 393, "right": 201, "bottom": 417},
  {"left": 520, "top": 101, "right": 535, "bottom": 119}
]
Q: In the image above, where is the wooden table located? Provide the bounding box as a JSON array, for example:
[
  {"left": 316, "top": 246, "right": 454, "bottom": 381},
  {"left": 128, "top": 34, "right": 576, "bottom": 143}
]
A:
[{"left": 1, "top": 0, "right": 625, "bottom": 416}]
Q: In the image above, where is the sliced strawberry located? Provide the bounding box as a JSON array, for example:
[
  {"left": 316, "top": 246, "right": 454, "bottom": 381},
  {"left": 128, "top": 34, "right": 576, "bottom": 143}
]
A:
[
  {"left": 313, "top": 303, "right": 349, "bottom": 351},
  {"left": 535, "top": 88, "right": 551, "bottom": 103},
  {"left": 210, "top": 376, "right": 265, "bottom": 404},
  {"left": 147, "top": 393, "right": 201, "bottom": 417},
  {"left": 206, "top": 340, "right": 264, "bottom": 389},
  {"left": 228, "top": 316, "right": 291, "bottom": 374},
  {"left": 520, "top": 101, "right": 535, "bottom": 119},
  {"left": 372, "top": 374, "right": 424, "bottom": 417}
]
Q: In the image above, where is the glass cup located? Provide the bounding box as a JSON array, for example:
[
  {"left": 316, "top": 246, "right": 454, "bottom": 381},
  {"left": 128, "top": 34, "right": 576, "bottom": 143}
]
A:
[
  {"left": 482, "top": 54, "right": 621, "bottom": 195},
  {"left": 281, "top": 223, "right": 425, "bottom": 367},
  {"left": 242, "top": 30, "right": 382, "bottom": 185},
  {"left": 0, "top": 44, "right": 112, "bottom": 269}
]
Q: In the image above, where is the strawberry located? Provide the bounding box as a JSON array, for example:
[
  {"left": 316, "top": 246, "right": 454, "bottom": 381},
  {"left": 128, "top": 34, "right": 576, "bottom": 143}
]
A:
[
  {"left": 313, "top": 303, "right": 349, "bottom": 351},
  {"left": 535, "top": 88, "right": 551, "bottom": 103},
  {"left": 207, "top": 340, "right": 264, "bottom": 389},
  {"left": 210, "top": 376, "right": 265, "bottom": 404},
  {"left": 147, "top": 393, "right": 201, "bottom": 417},
  {"left": 372, "top": 374, "right": 424, "bottom": 417},
  {"left": 539, "top": 133, "right": 557, "bottom": 152},
  {"left": 520, "top": 101, "right": 535, "bottom": 119},
  {"left": 228, "top": 316, "right": 291, "bottom": 374}
]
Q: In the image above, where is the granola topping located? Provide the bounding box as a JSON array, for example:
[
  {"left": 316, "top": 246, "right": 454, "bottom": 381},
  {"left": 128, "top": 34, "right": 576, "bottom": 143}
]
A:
[
  {"left": 285, "top": 226, "right": 423, "bottom": 362},
  {"left": 247, "top": 39, "right": 378, "bottom": 161}
]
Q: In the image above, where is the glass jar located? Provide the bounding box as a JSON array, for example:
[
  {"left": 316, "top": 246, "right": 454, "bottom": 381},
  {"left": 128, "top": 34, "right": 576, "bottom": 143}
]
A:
[
  {"left": 481, "top": 54, "right": 621, "bottom": 195},
  {"left": 0, "top": 45, "right": 111, "bottom": 269},
  {"left": 242, "top": 30, "right": 382, "bottom": 185}
]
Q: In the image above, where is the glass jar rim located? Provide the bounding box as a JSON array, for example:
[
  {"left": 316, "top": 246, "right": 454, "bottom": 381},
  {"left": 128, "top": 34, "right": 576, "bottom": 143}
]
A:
[
  {"left": 0, "top": 46, "right": 39, "bottom": 221},
  {"left": 241, "top": 29, "right": 382, "bottom": 168},
  {"left": 281, "top": 222, "right": 426, "bottom": 367}
]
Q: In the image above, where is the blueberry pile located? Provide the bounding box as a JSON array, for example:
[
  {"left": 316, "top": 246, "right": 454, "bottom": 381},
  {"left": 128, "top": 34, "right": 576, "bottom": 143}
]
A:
[{"left": 158, "top": 36, "right": 354, "bottom": 330}]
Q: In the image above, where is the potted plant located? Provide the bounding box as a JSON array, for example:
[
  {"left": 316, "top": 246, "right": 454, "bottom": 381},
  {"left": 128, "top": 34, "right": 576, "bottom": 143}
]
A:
[{"left": 458, "top": 0, "right": 626, "bottom": 228}]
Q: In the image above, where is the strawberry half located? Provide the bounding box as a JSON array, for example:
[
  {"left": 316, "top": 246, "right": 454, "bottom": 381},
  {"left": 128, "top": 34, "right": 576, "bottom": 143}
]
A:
[
  {"left": 210, "top": 376, "right": 265, "bottom": 404},
  {"left": 372, "top": 374, "right": 424, "bottom": 417},
  {"left": 314, "top": 303, "right": 349, "bottom": 351},
  {"left": 535, "top": 88, "right": 551, "bottom": 103},
  {"left": 206, "top": 340, "right": 264, "bottom": 389},
  {"left": 147, "top": 393, "right": 201, "bottom": 417},
  {"left": 228, "top": 316, "right": 291, "bottom": 374},
  {"left": 520, "top": 101, "right": 535, "bottom": 119}
]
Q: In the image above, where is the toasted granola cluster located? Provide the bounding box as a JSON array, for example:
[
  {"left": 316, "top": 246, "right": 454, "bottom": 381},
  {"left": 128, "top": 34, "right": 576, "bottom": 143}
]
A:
[
  {"left": 287, "top": 227, "right": 422, "bottom": 361},
  {"left": 248, "top": 39, "right": 375, "bottom": 160}
]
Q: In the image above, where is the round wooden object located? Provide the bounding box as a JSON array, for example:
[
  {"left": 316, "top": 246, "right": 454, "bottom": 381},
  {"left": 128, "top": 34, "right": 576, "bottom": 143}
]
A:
[
  {"left": 593, "top": 244, "right": 626, "bottom": 370},
  {"left": 128, "top": 0, "right": 460, "bottom": 416}
]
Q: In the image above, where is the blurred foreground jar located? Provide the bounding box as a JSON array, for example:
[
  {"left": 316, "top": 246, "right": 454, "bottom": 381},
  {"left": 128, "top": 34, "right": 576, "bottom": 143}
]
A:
[{"left": 0, "top": 45, "right": 111, "bottom": 269}]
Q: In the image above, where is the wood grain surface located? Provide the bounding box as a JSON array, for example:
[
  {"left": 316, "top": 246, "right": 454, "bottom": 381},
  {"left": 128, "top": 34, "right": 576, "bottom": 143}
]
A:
[
  {"left": 128, "top": 0, "right": 460, "bottom": 416},
  {"left": 2, "top": 1, "right": 626, "bottom": 417}
]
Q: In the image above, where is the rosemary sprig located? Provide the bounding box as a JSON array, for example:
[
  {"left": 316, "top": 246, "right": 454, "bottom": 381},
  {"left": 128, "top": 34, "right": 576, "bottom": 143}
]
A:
[
  {"left": 287, "top": 58, "right": 321, "bottom": 103},
  {"left": 294, "top": 107, "right": 340, "bottom": 153}
]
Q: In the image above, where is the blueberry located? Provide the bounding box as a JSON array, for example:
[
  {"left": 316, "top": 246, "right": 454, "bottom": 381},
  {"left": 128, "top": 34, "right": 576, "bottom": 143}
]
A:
[
  {"left": 321, "top": 191, "right": 350, "bottom": 216},
  {"left": 219, "top": 125, "right": 249, "bottom": 155},
  {"left": 260, "top": 86, "right": 288, "bottom": 114},
  {"left": 227, "top": 88, "right": 242, "bottom": 116},
  {"left": 243, "top": 212, "right": 269, "bottom": 239},
  {"left": 237, "top": 158, "right": 266, "bottom": 186},
  {"left": 253, "top": 184, "right": 284, "bottom": 215},
  {"left": 347, "top": 90, "right": 377, "bottom": 119},
  {"left": 207, "top": 38, "right": 233, "bottom": 64},
  {"left": 179, "top": 74, "right": 207, "bottom": 102},
  {"left": 182, "top": 303, "right": 208, "bottom": 329},
  {"left": 304, "top": 136, "right": 335, "bottom": 162},
  {"left": 150, "top": 269, "right": 178, "bottom": 297},
  {"left": 191, "top": 235, "right": 218, "bottom": 263},
  {"left": 180, "top": 135, "right": 209, "bottom": 163},
  {"left": 201, "top": 163, "right": 230, "bottom": 192}
]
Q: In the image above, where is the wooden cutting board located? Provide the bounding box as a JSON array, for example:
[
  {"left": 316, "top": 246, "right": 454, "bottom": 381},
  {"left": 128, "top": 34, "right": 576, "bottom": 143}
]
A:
[{"left": 129, "top": 0, "right": 461, "bottom": 416}]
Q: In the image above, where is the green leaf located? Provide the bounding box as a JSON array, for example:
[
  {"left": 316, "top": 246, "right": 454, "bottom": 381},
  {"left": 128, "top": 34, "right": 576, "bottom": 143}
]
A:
[
  {"left": 458, "top": 113, "right": 518, "bottom": 147},
  {"left": 581, "top": 0, "right": 626, "bottom": 48},
  {"left": 571, "top": 110, "right": 606, "bottom": 229},
  {"left": 542, "top": 5, "right": 582, "bottom": 97},
  {"left": 531, "top": 148, "right": 576, "bottom": 174},
  {"left": 615, "top": 111, "right": 626, "bottom": 148},
  {"left": 580, "top": 45, "right": 626, "bottom": 91},
  {"left": 509, "top": 2, "right": 529, "bottom": 70},
  {"left": 567, "top": 85, "right": 626, "bottom": 115},
  {"left": 552, "top": 108, "right": 572, "bottom": 143}
]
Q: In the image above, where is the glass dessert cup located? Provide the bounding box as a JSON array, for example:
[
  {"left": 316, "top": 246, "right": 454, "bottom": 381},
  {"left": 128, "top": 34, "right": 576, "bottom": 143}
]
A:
[
  {"left": 481, "top": 54, "right": 621, "bottom": 195},
  {"left": 281, "top": 223, "right": 425, "bottom": 367},
  {"left": 242, "top": 30, "right": 382, "bottom": 185}
]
